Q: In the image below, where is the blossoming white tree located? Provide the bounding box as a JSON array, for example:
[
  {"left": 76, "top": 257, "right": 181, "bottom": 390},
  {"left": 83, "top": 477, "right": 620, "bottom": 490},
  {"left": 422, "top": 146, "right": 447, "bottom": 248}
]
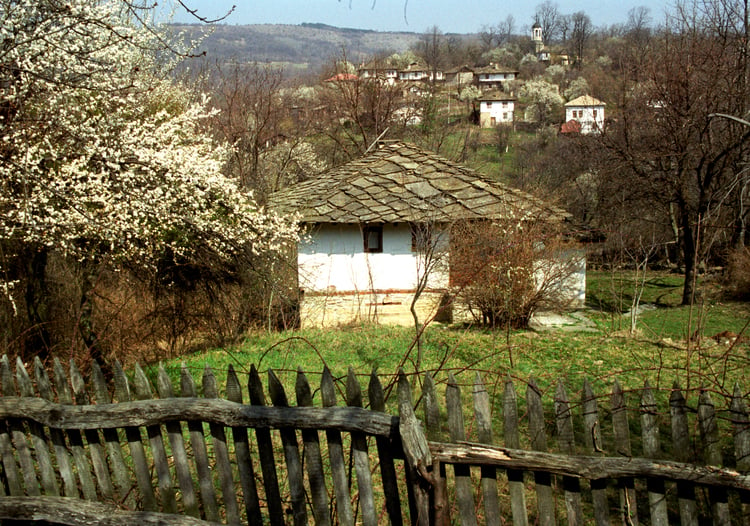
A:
[{"left": 0, "top": 0, "right": 296, "bottom": 361}]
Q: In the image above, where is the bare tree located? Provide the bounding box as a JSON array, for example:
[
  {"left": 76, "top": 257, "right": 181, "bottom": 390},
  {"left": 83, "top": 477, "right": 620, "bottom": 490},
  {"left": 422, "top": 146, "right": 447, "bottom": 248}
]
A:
[
  {"left": 570, "top": 11, "right": 594, "bottom": 65},
  {"left": 535, "top": 1, "right": 563, "bottom": 44}
]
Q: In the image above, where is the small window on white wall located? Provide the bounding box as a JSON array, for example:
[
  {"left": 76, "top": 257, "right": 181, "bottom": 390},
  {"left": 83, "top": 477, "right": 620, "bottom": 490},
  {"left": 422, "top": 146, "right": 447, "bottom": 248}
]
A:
[{"left": 363, "top": 225, "right": 383, "bottom": 253}]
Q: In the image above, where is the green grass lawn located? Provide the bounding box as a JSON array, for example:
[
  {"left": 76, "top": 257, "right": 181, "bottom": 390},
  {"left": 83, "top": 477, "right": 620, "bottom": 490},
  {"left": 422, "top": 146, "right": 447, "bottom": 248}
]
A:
[{"left": 157, "top": 270, "right": 748, "bottom": 415}]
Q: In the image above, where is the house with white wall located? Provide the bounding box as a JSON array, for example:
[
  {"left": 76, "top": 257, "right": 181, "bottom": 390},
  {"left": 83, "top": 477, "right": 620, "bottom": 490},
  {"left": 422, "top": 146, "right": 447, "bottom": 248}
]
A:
[
  {"left": 474, "top": 65, "right": 518, "bottom": 91},
  {"left": 398, "top": 62, "right": 444, "bottom": 82},
  {"left": 478, "top": 92, "right": 515, "bottom": 127},
  {"left": 564, "top": 95, "right": 605, "bottom": 134},
  {"left": 270, "top": 142, "right": 585, "bottom": 327}
]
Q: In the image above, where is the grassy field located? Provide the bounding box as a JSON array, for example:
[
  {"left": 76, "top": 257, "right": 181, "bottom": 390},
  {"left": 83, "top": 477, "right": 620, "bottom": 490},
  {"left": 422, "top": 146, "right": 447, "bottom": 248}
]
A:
[{"left": 158, "top": 270, "right": 749, "bottom": 414}]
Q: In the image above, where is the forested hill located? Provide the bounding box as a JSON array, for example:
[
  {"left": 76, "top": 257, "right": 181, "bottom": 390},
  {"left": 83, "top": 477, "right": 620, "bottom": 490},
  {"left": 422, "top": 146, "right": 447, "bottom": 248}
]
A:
[{"left": 173, "top": 23, "right": 424, "bottom": 74}]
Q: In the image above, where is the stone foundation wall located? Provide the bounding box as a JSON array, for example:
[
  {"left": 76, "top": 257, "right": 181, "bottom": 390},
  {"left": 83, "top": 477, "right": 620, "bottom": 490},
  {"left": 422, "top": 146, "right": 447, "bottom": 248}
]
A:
[{"left": 300, "top": 291, "right": 453, "bottom": 328}]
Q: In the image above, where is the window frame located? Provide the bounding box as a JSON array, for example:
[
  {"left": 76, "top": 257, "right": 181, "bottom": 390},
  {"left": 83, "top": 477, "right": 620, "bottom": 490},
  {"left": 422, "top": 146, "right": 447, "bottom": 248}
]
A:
[{"left": 363, "top": 224, "right": 383, "bottom": 253}]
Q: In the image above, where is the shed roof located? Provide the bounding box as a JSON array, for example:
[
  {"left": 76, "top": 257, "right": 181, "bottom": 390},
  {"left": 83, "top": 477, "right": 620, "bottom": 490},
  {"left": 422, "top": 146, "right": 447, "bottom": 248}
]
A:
[{"left": 269, "top": 142, "right": 571, "bottom": 224}]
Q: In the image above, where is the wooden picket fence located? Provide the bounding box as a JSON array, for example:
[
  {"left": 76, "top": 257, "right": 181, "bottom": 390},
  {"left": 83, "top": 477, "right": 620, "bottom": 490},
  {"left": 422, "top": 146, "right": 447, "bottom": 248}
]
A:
[{"left": 0, "top": 354, "right": 748, "bottom": 525}]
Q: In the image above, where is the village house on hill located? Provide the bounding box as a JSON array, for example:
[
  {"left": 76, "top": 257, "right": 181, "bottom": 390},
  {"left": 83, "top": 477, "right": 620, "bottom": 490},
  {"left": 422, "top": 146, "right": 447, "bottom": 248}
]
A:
[
  {"left": 564, "top": 95, "right": 606, "bottom": 134},
  {"left": 270, "top": 142, "right": 586, "bottom": 328},
  {"left": 478, "top": 91, "right": 516, "bottom": 128}
]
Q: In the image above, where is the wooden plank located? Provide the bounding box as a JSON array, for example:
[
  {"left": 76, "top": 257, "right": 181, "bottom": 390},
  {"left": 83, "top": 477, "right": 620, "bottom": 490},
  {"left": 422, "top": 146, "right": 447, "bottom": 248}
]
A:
[
  {"left": 202, "top": 364, "right": 240, "bottom": 524},
  {"left": 33, "top": 357, "right": 76, "bottom": 498},
  {"left": 320, "top": 367, "right": 354, "bottom": 526},
  {"left": 397, "top": 368, "right": 431, "bottom": 526},
  {"left": 156, "top": 364, "right": 199, "bottom": 518},
  {"left": 225, "top": 365, "right": 262, "bottom": 526},
  {"left": 730, "top": 382, "right": 750, "bottom": 526},
  {"left": 473, "top": 373, "right": 500, "bottom": 526},
  {"left": 698, "top": 389, "right": 731, "bottom": 526},
  {"left": 90, "top": 361, "right": 135, "bottom": 507},
  {"left": 503, "top": 376, "right": 528, "bottom": 526},
  {"left": 132, "top": 363, "right": 177, "bottom": 514},
  {"left": 268, "top": 368, "right": 307, "bottom": 526},
  {"left": 70, "top": 359, "right": 115, "bottom": 501},
  {"left": 112, "top": 360, "right": 157, "bottom": 511},
  {"left": 446, "top": 372, "right": 478, "bottom": 526},
  {"left": 554, "top": 380, "right": 582, "bottom": 526},
  {"left": 0, "top": 357, "right": 22, "bottom": 496},
  {"left": 640, "top": 382, "right": 668, "bottom": 526},
  {"left": 369, "top": 370, "right": 403, "bottom": 526},
  {"left": 2, "top": 355, "right": 40, "bottom": 496},
  {"left": 15, "top": 358, "right": 59, "bottom": 497},
  {"left": 423, "top": 373, "right": 448, "bottom": 526},
  {"left": 180, "top": 365, "right": 220, "bottom": 522},
  {"left": 0, "top": 496, "right": 223, "bottom": 526},
  {"left": 527, "top": 377, "right": 556, "bottom": 526},
  {"left": 428, "top": 442, "right": 750, "bottom": 488},
  {"left": 611, "top": 380, "right": 638, "bottom": 526},
  {"left": 247, "top": 364, "right": 284, "bottom": 526},
  {"left": 295, "top": 368, "right": 331, "bottom": 526},
  {"left": 0, "top": 395, "right": 397, "bottom": 434},
  {"left": 670, "top": 383, "right": 698, "bottom": 526},
  {"left": 345, "top": 367, "right": 377, "bottom": 526},
  {"left": 582, "top": 379, "right": 610, "bottom": 526}
]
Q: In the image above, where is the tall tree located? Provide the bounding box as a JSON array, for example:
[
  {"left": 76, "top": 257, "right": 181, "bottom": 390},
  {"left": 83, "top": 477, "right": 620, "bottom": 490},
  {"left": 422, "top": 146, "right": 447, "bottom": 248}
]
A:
[
  {"left": 595, "top": 0, "right": 750, "bottom": 304},
  {"left": 535, "top": 1, "right": 562, "bottom": 44},
  {"left": 569, "top": 11, "right": 594, "bottom": 65}
]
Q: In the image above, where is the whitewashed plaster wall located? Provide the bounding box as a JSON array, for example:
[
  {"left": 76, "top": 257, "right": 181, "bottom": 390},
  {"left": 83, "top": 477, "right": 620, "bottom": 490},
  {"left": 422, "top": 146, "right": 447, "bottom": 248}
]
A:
[
  {"left": 298, "top": 223, "right": 449, "bottom": 293},
  {"left": 565, "top": 105, "right": 605, "bottom": 134},
  {"left": 479, "top": 100, "right": 514, "bottom": 127}
]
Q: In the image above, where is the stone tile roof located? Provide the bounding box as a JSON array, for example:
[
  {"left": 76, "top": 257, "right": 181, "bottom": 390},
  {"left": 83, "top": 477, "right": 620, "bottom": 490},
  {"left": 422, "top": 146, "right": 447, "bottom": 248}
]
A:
[{"left": 269, "top": 142, "right": 571, "bottom": 224}]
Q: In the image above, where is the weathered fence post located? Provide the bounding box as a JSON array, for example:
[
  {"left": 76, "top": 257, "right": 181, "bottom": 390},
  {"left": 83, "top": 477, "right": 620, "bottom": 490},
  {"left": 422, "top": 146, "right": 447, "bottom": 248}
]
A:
[
  {"left": 473, "top": 373, "right": 500, "bottom": 526},
  {"left": 423, "top": 373, "right": 449, "bottom": 526},
  {"left": 447, "top": 372, "right": 478, "bottom": 526},
  {"left": 698, "top": 389, "right": 731, "bottom": 525},
  {"left": 582, "top": 379, "right": 610, "bottom": 526},
  {"left": 346, "top": 367, "right": 378, "bottom": 526},
  {"left": 555, "top": 380, "right": 583, "bottom": 526},
  {"left": 321, "top": 367, "right": 355, "bottom": 526},
  {"left": 612, "top": 380, "right": 638, "bottom": 526},
  {"left": 730, "top": 382, "right": 750, "bottom": 525},
  {"left": 397, "top": 368, "right": 432, "bottom": 526},
  {"left": 504, "top": 375, "right": 529, "bottom": 526},
  {"left": 527, "top": 377, "right": 556, "bottom": 526},
  {"left": 670, "top": 382, "right": 699, "bottom": 526},
  {"left": 640, "top": 381, "right": 668, "bottom": 526}
]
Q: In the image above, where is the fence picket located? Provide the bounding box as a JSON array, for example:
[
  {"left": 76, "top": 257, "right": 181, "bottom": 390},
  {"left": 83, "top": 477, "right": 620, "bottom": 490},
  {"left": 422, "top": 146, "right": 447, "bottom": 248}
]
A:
[
  {"left": 503, "top": 376, "right": 528, "bottom": 526},
  {"left": 225, "top": 364, "right": 263, "bottom": 526},
  {"left": 248, "top": 364, "right": 284, "bottom": 526},
  {"left": 179, "top": 364, "right": 220, "bottom": 522},
  {"left": 397, "top": 369, "right": 431, "bottom": 526},
  {"left": 447, "top": 373, "right": 478, "bottom": 526},
  {"left": 33, "top": 358, "right": 76, "bottom": 498},
  {"left": 346, "top": 367, "right": 377, "bottom": 526},
  {"left": 90, "top": 361, "right": 134, "bottom": 507},
  {"left": 670, "top": 382, "right": 699, "bottom": 526},
  {"left": 70, "top": 360, "right": 114, "bottom": 501},
  {"left": 582, "top": 379, "right": 610, "bottom": 526},
  {"left": 527, "top": 377, "right": 556, "bottom": 526},
  {"left": 730, "top": 382, "right": 750, "bottom": 526},
  {"left": 611, "top": 380, "right": 638, "bottom": 526},
  {"left": 133, "top": 363, "right": 177, "bottom": 514},
  {"left": 473, "top": 373, "right": 500, "bottom": 526},
  {"left": 423, "top": 373, "right": 449, "bottom": 526},
  {"left": 268, "top": 368, "right": 307, "bottom": 526},
  {"left": 112, "top": 361, "right": 157, "bottom": 511},
  {"left": 368, "top": 370, "right": 403, "bottom": 526},
  {"left": 698, "top": 389, "right": 731, "bottom": 525},
  {"left": 2, "top": 355, "right": 40, "bottom": 497},
  {"left": 0, "top": 357, "right": 21, "bottom": 497},
  {"left": 202, "top": 364, "right": 240, "bottom": 524},
  {"left": 321, "top": 366, "right": 355, "bottom": 526},
  {"left": 15, "top": 357, "right": 58, "bottom": 497},
  {"left": 554, "top": 380, "right": 582, "bottom": 526},
  {"left": 295, "top": 368, "right": 331, "bottom": 526},
  {"left": 640, "top": 382, "right": 668, "bottom": 526},
  {"left": 52, "top": 358, "right": 96, "bottom": 501},
  {"left": 156, "top": 365, "right": 199, "bottom": 518}
]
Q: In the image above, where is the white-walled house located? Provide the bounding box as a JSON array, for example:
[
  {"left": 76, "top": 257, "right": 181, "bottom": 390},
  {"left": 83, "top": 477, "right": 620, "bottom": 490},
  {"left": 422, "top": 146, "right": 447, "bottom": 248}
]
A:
[
  {"left": 564, "top": 95, "right": 606, "bottom": 134},
  {"left": 473, "top": 65, "right": 518, "bottom": 91},
  {"left": 270, "top": 142, "right": 585, "bottom": 327},
  {"left": 478, "top": 92, "right": 515, "bottom": 127}
]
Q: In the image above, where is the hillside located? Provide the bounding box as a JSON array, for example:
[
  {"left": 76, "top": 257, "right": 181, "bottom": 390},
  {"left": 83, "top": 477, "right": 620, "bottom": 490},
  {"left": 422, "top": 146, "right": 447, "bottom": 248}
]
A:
[{"left": 174, "top": 23, "right": 424, "bottom": 74}]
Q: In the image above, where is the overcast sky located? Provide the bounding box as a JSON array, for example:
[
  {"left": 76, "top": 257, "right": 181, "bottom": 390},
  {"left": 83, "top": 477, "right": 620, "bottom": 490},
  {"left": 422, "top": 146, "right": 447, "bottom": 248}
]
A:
[{"left": 172, "top": 0, "right": 671, "bottom": 34}]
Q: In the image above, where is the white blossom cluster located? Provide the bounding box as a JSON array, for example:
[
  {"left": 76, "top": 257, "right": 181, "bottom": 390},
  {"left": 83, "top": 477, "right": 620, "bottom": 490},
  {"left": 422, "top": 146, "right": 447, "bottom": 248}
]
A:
[{"left": 0, "top": 0, "right": 297, "bottom": 300}]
